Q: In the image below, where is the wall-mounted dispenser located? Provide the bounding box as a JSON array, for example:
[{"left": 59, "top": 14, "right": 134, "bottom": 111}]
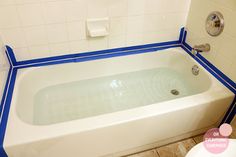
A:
[{"left": 86, "top": 18, "right": 109, "bottom": 38}]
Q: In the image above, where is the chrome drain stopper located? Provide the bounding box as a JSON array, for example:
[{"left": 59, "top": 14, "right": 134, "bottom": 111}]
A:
[{"left": 171, "top": 89, "right": 179, "bottom": 95}]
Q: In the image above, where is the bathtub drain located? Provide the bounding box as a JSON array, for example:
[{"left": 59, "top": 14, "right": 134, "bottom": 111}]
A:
[{"left": 171, "top": 89, "right": 179, "bottom": 96}]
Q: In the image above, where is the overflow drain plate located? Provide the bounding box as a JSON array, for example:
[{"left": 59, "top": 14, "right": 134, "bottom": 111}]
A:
[{"left": 171, "top": 89, "right": 180, "bottom": 96}]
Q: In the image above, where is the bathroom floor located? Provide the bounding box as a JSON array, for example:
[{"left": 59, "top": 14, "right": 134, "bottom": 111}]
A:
[
  {"left": 126, "top": 135, "right": 202, "bottom": 157},
  {"left": 126, "top": 118, "right": 236, "bottom": 157}
]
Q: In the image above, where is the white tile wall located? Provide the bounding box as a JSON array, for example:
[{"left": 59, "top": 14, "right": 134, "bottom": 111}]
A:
[
  {"left": 0, "top": 37, "right": 8, "bottom": 67},
  {"left": 186, "top": 0, "right": 236, "bottom": 83},
  {"left": 0, "top": 36, "right": 10, "bottom": 105},
  {"left": 0, "top": 0, "right": 191, "bottom": 61}
]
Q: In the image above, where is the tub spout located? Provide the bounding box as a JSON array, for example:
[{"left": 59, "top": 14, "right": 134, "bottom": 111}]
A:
[{"left": 191, "top": 43, "right": 211, "bottom": 56}]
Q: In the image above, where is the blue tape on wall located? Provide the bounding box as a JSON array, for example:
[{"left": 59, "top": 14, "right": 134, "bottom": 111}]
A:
[
  {"left": 5, "top": 46, "right": 17, "bottom": 66},
  {"left": 179, "top": 27, "right": 185, "bottom": 43},
  {"left": 11, "top": 41, "right": 180, "bottom": 68},
  {"left": 0, "top": 68, "right": 12, "bottom": 117},
  {"left": 0, "top": 68, "right": 12, "bottom": 157},
  {"left": 16, "top": 44, "right": 180, "bottom": 69}
]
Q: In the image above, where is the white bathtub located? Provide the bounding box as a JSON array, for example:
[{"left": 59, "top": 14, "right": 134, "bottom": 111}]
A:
[{"left": 4, "top": 48, "right": 234, "bottom": 157}]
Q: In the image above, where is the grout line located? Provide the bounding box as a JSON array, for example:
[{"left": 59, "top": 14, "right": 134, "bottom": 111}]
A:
[
  {"left": 192, "top": 134, "right": 205, "bottom": 144},
  {"left": 192, "top": 138, "right": 198, "bottom": 144},
  {"left": 122, "top": 148, "right": 157, "bottom": 157},
  {"left": 154, "top": 149, "right": 160, "bottom": 157},
  {"left": 125, "top": 137, "right": 197, "bottom": 157}
]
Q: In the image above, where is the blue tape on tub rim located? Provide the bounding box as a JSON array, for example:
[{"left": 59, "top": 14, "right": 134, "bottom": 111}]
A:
[
  {"left": 0, "top": 146, "right": 7, "bottom": 157},
  {"left": 0, "top": 68, "right": 12, "bottom": 119},
  {"left": 221, "top": 97, "right": 236, "bottom": 124},
  {"left": 184, "top": 39, "right": 236, "bottom": 90},
  {"left": 181, "top": 45, "right": 236, "bottom": 94},
  {"left": 181, "top": 30, "right": 236, "bottom": 92},
  {"left": 181, "top": 41, "right": 236, "bottom": 93},
  {"left": 181, "top": 44, "right": 236, "bottom": 125},
  {"left": 197, "top": 54, "right": 236, "bottom": 90},
  {"left": 181, "top": 37, "right": 236, "bottom": 124},
  {"left": 0, "top": 68, "right": 17, "bottom": 157}
]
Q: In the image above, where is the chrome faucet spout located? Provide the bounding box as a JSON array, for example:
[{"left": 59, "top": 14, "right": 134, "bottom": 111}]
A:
[{"left": 191, "top": 43, "right": 211, "bottom": 56}]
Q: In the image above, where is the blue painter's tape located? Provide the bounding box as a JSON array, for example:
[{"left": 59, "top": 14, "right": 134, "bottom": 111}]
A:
[
  {"left": 181, "top": 29, "right": 236, "bottom": 91},
  {"left": 221, "top": 97, "right": 236, "bottom": 124},
  {"left": 182, "top": 46, "right": 235, "bottom": 93},
  {"left": 73, "top": 45, "right": 180, "bottom": 63},
  {"left": 183, "top": 40, "right": 192, "bottom": 52},
  {"left": 5, "top": 50, "right": 12, "bottom": 67},
  {"left": 182, "top": 30, "right": 188, "bottom": 45},
  {"left": 0, "top": 68, "right": 12, "bottom": 118},
  {"left": 181, "top": 44, "right": 236, "bottom": 124},
  {"left": 181, "top": 32, "right": 236, "bottom": 124},
  {"left": 0, "top": 146, "right": 7, "bottom": 157},
  {"left": 0, "top": 68, "right": 17, "bottom": 157},
  {"left": 0, "top": 68, "right": 12, "bottom": 157},
  {"left": 5, "top": 46, "right": 17, "bottom": 66},
  {"left": 0, "top": 27, "right": 235, "bottom": 157},
  {"left": 197, "top": 54, "right": 236, "bottom": 90},
  {"left": 14, "top": 40, "right": 180, "bottom": 68},
  {"left": 179, "top": 27, "right": 185, "bottom": 43},
  {"left": 17, "top": 45, "right": 181, "bottom": 69},
  {"left": 182, "top": 45, "right": 236, "bottom": 94},
  {"left": 0, "top": 34, "right": 184, "bottom": 156}
]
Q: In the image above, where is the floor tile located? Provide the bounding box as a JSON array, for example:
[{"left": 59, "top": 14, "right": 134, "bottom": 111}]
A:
[
  {"left": 231, "top": 116, "right": 236, "bottom": 138},
  {"left": 193, "top": 134, "right": 204, "bottom": 144},
  {"left": 127, "top": 149, "right": 159, "bottom": 157},
  {"left": 156, "top": 139, "right": 196, "bottom": 157},
  {"left": 231, "top": 132, "right": 236, "bottom": 138}
]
